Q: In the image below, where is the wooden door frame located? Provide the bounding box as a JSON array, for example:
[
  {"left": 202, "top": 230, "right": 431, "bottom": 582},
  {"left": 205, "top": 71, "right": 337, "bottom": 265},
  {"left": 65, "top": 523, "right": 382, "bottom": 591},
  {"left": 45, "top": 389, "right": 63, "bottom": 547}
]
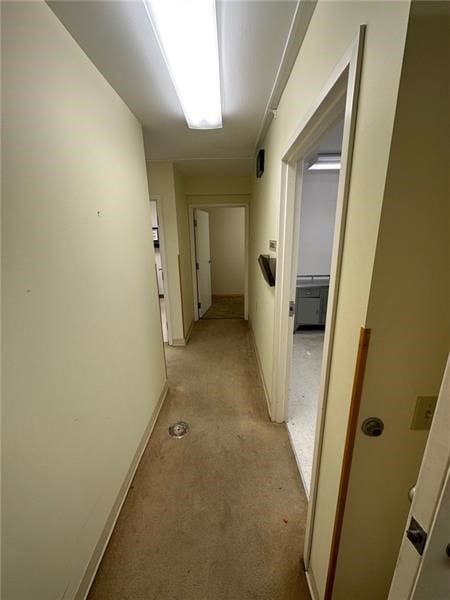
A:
[
  {"left": 189, "top": 203, "right": 249, "bottom": 322},
  {"left": 149, "top": 194, "right": 173, "bottom": 346},
  {"left": 270, "top": 26, "right": 366, "bottom": 583}
]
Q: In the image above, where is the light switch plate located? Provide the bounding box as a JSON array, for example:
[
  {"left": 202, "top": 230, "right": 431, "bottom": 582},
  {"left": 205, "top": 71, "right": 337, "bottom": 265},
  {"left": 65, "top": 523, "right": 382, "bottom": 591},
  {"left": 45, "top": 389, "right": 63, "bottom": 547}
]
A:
[{"left": 411, "top": 396, "right": 437, "bottom": 430}]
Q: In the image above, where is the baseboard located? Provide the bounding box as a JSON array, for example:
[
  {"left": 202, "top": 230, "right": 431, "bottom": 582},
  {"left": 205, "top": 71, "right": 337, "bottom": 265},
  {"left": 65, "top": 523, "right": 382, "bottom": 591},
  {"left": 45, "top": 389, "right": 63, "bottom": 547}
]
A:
[
  {"left": 75, "top": 381, "right": 169, "bottom": 600},
  {"left": 248, "top": 318, "right": 273, "bottom": 420},
  {"left": 212, "top": 294, "right": 244, "bottom": 299},
  {"left": 305, "top": 567, "right": 320, "bottom": 600},
  {"left": 172, "top": 320, "right": 194, "bottom": 347},
  {"left": 184, "top": 319, "right": 194, "bottom": 344},
  {"left": 286, "top": 423, "right": 311, "bottom": 501}
]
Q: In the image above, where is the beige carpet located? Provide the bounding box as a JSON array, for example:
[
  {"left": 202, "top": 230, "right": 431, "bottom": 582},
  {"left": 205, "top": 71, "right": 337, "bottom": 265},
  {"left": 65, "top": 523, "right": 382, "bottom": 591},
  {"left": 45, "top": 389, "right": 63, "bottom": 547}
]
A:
[
  {"left": 88, "top": 320, "right": 310, "bottom": 600},
  {"left": 203, "top": 295, "right": 244, "bottom": 319}
]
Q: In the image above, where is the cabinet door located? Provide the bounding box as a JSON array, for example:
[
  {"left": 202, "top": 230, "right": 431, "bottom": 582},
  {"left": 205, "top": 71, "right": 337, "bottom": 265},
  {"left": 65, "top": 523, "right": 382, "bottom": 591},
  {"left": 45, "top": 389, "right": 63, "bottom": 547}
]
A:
[{"left": 297, "top": 297, "right": 321, "bottom": 325}]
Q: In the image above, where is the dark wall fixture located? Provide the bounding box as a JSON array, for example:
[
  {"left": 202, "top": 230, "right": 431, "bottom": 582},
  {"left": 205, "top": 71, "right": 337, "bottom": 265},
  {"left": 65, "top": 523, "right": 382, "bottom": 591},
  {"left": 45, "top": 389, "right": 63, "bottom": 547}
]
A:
[
  {"left": 256, "top": 149, "right": 265, "bottom": 178},
  {"left": 258, "top": 254, "right": 276, "bottom": 286}
]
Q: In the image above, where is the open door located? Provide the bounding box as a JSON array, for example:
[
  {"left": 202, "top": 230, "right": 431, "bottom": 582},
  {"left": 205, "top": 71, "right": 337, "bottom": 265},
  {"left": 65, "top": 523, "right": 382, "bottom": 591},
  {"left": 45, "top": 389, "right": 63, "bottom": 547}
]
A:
[
  {"left": 388, "top": 355, "right": 450, "bottom": 599},
  {"left": 194, "top": 209, "right": 212, "bottom": 317}
]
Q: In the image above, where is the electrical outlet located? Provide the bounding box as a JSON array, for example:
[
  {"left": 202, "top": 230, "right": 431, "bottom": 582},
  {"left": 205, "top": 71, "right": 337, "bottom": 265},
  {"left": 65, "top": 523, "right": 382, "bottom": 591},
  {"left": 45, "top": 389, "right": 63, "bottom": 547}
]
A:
[{"left": 411, "top": 396, "right": 437, "bottom": 430}]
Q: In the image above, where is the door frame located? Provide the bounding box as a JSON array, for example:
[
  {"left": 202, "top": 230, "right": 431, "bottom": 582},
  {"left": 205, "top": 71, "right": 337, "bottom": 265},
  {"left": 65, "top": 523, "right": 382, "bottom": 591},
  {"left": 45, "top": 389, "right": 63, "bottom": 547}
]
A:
[
  {"left": 189, "top": 203, "right": 249, "bottom": 322},
  {"left": 271, "top": 26, "right": 365, "bottom": 575},
  {"left": 388, "top": 354, "right": 450, "bottom": 599},
  {"left": 149, "top": 194, "right": 173, "bottom": 346}
]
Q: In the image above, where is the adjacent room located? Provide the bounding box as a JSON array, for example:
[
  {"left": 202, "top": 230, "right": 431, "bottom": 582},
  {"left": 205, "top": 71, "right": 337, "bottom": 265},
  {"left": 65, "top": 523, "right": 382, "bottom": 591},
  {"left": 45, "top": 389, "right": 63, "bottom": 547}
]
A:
[
  {"left": 150, "top": 199, "right": 169, "bottom": 343},
  {"left": 193, "top": 205, "right": 246, "bottom": 320},
  {"left": 287, "top": 118, "right": 344, "bottom": 495}
]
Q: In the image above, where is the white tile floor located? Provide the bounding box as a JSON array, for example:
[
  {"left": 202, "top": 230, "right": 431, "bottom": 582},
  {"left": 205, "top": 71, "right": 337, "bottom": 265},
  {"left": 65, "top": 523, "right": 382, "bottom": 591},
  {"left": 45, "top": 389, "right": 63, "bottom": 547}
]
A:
[{"left": 287, "top": 331, "right": 324, "bottom": 497}]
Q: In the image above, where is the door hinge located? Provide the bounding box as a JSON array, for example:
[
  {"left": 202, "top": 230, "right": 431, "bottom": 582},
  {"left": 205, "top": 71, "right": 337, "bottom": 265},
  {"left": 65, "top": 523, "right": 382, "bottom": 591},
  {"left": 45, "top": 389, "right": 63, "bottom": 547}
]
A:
[
  {"left": 289, "top": 301, "right": 296, "bottom": 317},
  {"left": 196, "top": 262, "right": 199, "bottom": 270},
  {"left": 194, "top": 219, "right": 198, "bottom": 227},
  {"left": 198, "top": 302, "right": 201, "bottom": 309}
]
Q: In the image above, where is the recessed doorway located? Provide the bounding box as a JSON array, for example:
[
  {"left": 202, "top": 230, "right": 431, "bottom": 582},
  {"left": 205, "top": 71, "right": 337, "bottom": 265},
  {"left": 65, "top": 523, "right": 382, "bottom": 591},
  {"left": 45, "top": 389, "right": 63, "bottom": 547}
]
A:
[
  {"left": 287, "top": 118, "right": 344, "bottom": 495},
  {"left": 150, "top": 196, "right": 172, "bottom": 345},
  {"left": 190, "top": 204, "right": 248, "bottom": 321}
]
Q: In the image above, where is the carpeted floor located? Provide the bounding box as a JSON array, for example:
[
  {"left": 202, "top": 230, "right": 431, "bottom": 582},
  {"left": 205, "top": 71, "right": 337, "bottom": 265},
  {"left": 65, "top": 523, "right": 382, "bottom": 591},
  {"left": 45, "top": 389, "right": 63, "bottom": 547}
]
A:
[
  {"left": 203, "top": 295, "right": 244, "bottom": 319},
  {"left": 87, "top": 319, "right": 310, "bottom": 600}
]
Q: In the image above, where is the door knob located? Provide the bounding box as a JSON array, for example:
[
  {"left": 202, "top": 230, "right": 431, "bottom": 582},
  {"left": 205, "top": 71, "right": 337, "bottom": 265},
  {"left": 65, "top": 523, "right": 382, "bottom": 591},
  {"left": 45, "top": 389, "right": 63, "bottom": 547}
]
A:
[{"left": 361, "top": 417, "right": 384, "bottom": 437}]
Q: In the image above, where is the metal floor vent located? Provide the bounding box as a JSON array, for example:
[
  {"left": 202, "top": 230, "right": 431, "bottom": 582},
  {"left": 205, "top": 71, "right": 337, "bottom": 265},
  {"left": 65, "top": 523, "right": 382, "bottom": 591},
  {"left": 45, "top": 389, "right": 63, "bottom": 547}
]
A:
[{"left": 168, "top": 421, "right": 190, "bottom": 438}]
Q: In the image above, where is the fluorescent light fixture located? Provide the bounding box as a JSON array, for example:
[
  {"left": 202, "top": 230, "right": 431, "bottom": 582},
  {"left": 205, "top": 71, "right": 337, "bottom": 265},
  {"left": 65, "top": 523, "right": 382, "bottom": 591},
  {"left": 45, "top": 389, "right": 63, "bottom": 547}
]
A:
[
  {"left": 308, "top": 153, "right": 341, "bottom": 171},
  {"left": 144, "top": 0, "right": 222, "bottom": 130}
]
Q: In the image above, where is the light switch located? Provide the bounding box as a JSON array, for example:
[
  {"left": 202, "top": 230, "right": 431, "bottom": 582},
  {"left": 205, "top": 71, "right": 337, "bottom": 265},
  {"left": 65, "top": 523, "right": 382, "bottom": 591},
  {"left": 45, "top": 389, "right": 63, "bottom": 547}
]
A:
[{"left": 410, "top": 396, "right": 437, "bottom": 430}]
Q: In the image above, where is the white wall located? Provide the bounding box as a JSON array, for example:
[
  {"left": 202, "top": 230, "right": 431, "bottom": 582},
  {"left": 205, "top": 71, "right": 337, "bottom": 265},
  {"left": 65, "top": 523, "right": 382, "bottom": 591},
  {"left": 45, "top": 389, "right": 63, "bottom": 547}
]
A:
[
  {"left": 207, "top": 207, "right": 245, "bottom": 295},
  {"left": 2, "top": 3, "right": 167, "bottom": 599},
  {"left": 297, "top": 171, "right": 339, "bottom": 276},
  {"left": 334, "top": 5, "right": 450, "bottom": 597},
  {"left": 174, "top": 167, "right": 194, "bottom": 337},
  {"left": 147, "top": 162, "right": 194, "bottom": 343},
  {"left": 147, "top": 162, "right": 185, "bottom": 343}
]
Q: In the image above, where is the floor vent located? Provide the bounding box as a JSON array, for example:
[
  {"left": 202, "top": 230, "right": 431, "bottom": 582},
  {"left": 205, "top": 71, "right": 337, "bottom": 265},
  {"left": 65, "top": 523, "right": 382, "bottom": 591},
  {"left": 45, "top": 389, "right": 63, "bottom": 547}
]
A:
[{"left": 168, "top": 421, "right": 190, "bottom": 438}]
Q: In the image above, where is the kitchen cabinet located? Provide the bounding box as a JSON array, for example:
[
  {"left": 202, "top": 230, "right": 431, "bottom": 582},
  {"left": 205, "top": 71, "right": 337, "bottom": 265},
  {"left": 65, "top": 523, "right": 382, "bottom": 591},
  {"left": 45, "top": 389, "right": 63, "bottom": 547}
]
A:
[{"left": 294, "top": 276, "right": 329, "bottom": 329}]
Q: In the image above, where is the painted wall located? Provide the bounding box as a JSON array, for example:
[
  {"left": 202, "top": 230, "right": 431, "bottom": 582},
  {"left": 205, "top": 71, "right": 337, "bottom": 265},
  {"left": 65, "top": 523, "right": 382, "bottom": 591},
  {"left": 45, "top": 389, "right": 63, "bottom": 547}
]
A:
[
  {"left": 207, "top": 207, "right": 245, "bottom": 295},
  {"left": 147, "top": 162, "right": 186, "bottom": 343},
  {"left": 297, "top": 171, "right": 339, "bottom": 276},
  {"left": 185, "top": 175, "right": 252, "bottom": 196},
  {"left": 334, "top": 5, "right": 450, "bottom": 598},
  {"left": 185, "top": 175, "right": 251, "bottom": 208},
  {"left": 174, "top": 167, "right": 194, "bottom": 337},
  {"left": 2, "top": 3, "right": 166, "bottom": 600},
  {"left": 248, "top": 1, "right": 411, "bottom": 596}
]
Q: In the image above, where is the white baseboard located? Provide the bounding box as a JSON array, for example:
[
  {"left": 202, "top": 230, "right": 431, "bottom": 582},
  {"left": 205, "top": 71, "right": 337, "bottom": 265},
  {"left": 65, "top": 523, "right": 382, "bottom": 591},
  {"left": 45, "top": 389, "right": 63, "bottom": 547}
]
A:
[
  {"left": 248, "top": 318, "right": 273, "bottom": 420},
  {"left": 172, "top": 320, "right": 194, "bottom": 347},
  {"left": 184, "top": 319, "right": 194, "bottom": 344},
  {"left": 75, "top": 381, "right": 169, "bottom": 600},
  {"left": 286, "top": 423, "right": 311, "bottom": 501},
  {"left": 305, "top": 566, "right": 320, "bottom": 600}
]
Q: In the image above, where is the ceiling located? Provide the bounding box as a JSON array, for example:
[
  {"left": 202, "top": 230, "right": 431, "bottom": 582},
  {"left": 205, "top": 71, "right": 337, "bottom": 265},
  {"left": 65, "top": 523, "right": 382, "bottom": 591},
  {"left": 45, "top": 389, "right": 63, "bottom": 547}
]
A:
[{"left": 48, "top": 1, "right": 308, "bottom": 175}]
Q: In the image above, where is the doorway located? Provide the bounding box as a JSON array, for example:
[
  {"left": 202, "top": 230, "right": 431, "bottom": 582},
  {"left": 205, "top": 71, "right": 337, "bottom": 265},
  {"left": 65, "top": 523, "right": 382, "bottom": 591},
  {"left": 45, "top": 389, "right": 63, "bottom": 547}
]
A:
[
  {"left": 287, "top": 118, "right": 344, "bottom": 496},
  {"left": 270, "top": 28, "right": 365, "bottom": 587},
  {"left": 190, "top": 204, "right": 248, "bottom": 321},
  {"left": 150, "top": 196, "right": 172, "bottom": 345}
]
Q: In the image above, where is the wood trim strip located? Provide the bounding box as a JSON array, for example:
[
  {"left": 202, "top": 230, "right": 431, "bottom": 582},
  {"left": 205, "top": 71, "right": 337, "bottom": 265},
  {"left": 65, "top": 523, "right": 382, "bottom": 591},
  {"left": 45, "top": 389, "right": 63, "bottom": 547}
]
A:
[
  {"left": 177, "top": 254, "right": 185, "bottom": 340},
  {"left": 324, "top": 326, "right": 371, "bottom": 599}
]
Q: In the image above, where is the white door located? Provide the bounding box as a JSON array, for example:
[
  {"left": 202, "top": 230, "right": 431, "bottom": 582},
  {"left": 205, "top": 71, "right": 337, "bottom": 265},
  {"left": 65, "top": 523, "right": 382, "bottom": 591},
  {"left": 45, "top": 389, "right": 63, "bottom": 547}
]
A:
[
  {"left": 194, "top": 209, "right": 212, "bottom": 317},
  {"left": 388, "top": 355, "right": 450, "bottom": 599}
]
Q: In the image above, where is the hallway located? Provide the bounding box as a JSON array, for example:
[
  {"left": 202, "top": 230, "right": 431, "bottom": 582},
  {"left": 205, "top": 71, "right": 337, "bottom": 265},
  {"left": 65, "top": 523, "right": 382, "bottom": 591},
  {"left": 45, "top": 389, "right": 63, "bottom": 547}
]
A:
[{"left": 88, "top": 320, "right": 310, "bottom": 600}]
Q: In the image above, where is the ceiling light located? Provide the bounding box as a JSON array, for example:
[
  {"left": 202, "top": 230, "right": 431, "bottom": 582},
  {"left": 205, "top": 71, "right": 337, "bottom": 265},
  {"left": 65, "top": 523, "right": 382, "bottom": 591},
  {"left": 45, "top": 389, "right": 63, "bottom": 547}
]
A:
[
  {"left": 307, "top": 154, "right": 341, "bottom": 171},
  {"left": 144, "top": 0, "right": 222, "bottom": 130}
]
